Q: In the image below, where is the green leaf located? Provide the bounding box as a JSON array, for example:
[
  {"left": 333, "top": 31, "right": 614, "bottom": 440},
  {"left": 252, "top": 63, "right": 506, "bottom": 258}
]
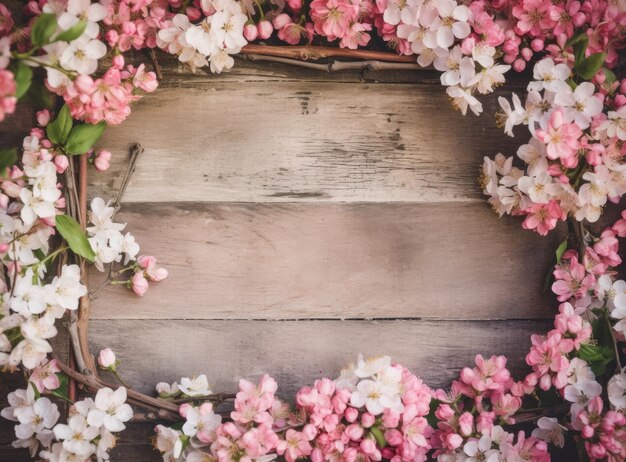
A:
[
  {"left": 572, "top": 37, "right": 589, "bottom": 68},
  {"left": 603, "top": 68, "right": 617, "bottom": 85},
  {"left": 369, "top": 426, "right": 387, "bottom": 449},
  {"left": 577, "top": 52, "right": 607, "bottom": 80},
  {"left": 65, "top": 122, "right": 106, "bottom": 155},
  {"left": 578, "top": 343, "right": 614, "bottom": 376},
  {"left": 0, "top": 148, "right": 18, "bottom": 174},
  {"left": 54, "top": 20, "right": 87, "bottom": 43},
  {"left": 13, "top": 61, "right": 33, "bottom": 100},
  {"left": 31, "top": 13, "right": 58, "bottom": 46},
  {"left": 46, "top": 105, "right": 73, "bottom": 145},
  {"left": 565, "top": 32, "right": 588, "bottom": 49},
  {"left": 555, "top": 239, "right": 568, "bottom": 262},
  {"left": 55, "top": 214, "right": 96, "bottom": 262},
  {"left": 50, "top": 373, "right": 69, "bottom": 401},
  {"left": 425, "top": 398, "right": 441, "bottom": 427}
]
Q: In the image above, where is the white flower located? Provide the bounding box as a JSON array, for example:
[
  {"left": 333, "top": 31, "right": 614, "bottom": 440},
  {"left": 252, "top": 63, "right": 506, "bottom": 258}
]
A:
[
  {"left": 472, "top": 63, "right": 510, "bottom": 95},
  {"left": 209, "top": 49, "right": 235, "bottom": 74},
  {"left": 10, "top": 269, "right": 47, "bottom": 316},
  {"left": 463, "top": 435, "right": 499, "bottom": 462},
  {"left": 96, "top": 427, "right": 116, "bottom": 461},
  {"left": 528, "top": 58, "right": 571, "bottom": 94},
  {"left": 182, "top": 406, "right": 222, "bottom": 438},
  {"left": 53, "top": 415, "right": 99, "bottom": 455},
  {"left": 554, "top": 82, "right": 603, "bottom": 129},
  {"left": 11, "top": 317, "right": 57, "bottom": 369},
  {"left": 60, "top": 36, "right": 107, "bottom": 75},
  {"left": 599, "top": 106, "right": 626, "bottom": 141},
  {"left": 383, "top": 0, "right": 421, "bottom": 26},
  {"left": 186, "top": 22, "right": 219, "bottom": 57},
  {"left": 335, "top": 363, "right": 358, "bottom": 391},
  {"left": 14, "top": 397, "right": 60, "bottom": 440},
  {"left": 435, "top": 46, "right": 475, "bottom": 87},
  {"left": 156, "top": 381, "right": 180, "bottom": 397},
  {"left": 532, "top": 417, "right": 567, "bottom": 448},
  {"left": 446, "top": 85, "right": 483, "bottom": 116},
  {"left": 517, "top": 138, "right": 548, "bottom": 177},
  {"left": 471, "top": 42, "right": 496, "bottom": 68},
  {"left": 20, "top": 188, "right": 56, "bottom": 225},
  {"left": 498, "top": 93, "right": 525, "bottom": 137},
  {"left": 517, "top": 172, "right": 560, "bottom": 204},
  {"left": 431, "top": 0, "right": 471, "bottom": 49},
  {"left": 87, "top": 387, "right": 133, "bottom": 432},
  {"left": 350, "top": 378, "right": 403, "bottom": 415},
  {"left": 155, "top": 425, "right": 184, "bottom": 462},
  {"left": 210, "top": 5, "right": 247, "bottom": 51},
  {"left": 595, "top": 275, "right": 626, "bottom": 311},
  {"left": 1, "top": 387, "right": 36, "bottom": 422},
  {"left": 566, "top": 358, "right": 595, "bottom": 385},
  {"left": 354, "top": 354, "right": 391, "bottom": 378},
  {"left": 564, "top": 380, "right": 602, "bottom": 417},
  {"left": 87, "top": 198, "right": 125, "bottom": 238},
  {"left": 50, "top": 264, "right": 88, "bottom": 311},
  {"left": 608, "top": 369, "right": 626, "bottom": 411},
  {"left": 57, "top": 0, "right": 107, "bottom": 39},
  {"left": 179, "top": 375, "right": 212, "bottom": 397}
]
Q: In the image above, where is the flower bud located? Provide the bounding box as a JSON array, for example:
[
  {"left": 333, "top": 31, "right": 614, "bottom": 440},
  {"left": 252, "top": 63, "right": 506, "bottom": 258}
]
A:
[
  {"left": 384, "top": 428, "right": 402, "bottom": 446},
  {"left": 36, "top": 109, "right": 50, "bottom": 127},
  {"left": 54, "top": 154, "right": 69, "bottom": 173},
  {"left": 199, "top": 402, "right": 214, "bottom": 415},
  {"left": 361, "top": 412, "right": 375, "bottom": 428},
  {"left": 287, "top": 0, "right": 302, "bottom": 10},
  {"left": 458, "top": 412, "right": 474, "bottom": 436},
  {"left": 273, "top": 13, "right": 292, "bottom": 30},
  {"left": 344, "top": 407, "right": 359, "bottom": 422},
  {"left": 446, "top": 433, "right": 463, "bottom": 450},
  {"left": 257, "top": 20, "right": 273, "bottom": 39},
  {"left": 95, "top": 149, "right": 112, "bottom": 172},
  {"left": 520, "top": 47, "right": 533, "bottom": 61},
  {"left": 345, "top": 423, "right": 364, "bottom": 441},
  {"left": 360, "top": 438, "right": 376, "bottom": 455},
  {"left": 112, "top": 54, "right": 125, "bottom": 69},
  {"left": 186, "top": 6, "right": 202, "bottom": 21},
  {"left": 98, "top": 348, "right": 117, "bottom": 369},
  {"left": 530, "top": 38, "right": 544, "bottom": 52},
  {"left": 512, "top": 58, "right": 526, "bottom": 73},
  {"left": 131, "top": 272, "right": 149, "bottom": 296},
  {"left": 179, "top": 403, "right": 191, "bottom": 418},
  {"left": 244, "top": 23, "right": 258, "bottom": 41}
]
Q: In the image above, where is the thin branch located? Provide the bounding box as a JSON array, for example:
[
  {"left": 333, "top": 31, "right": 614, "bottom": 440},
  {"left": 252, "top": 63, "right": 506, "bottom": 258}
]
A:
[
  {"left": 240, "top": 54, "right": 421, "bottom": 72},
  {"left": 240, "top": 44, "right": 417, "bottom": 63},
  {"left": 112, "top": 143, "right": 143, "bottom": 215},
  {"left": 149, "top": 48, "right": 163, "bottom": 81}
]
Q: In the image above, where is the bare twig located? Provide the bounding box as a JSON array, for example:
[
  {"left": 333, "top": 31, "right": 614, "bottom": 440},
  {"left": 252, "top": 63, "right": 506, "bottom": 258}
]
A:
[
  {"left": 240, "top": 54, "right": 421, "bottom": 72},
  {"left": 240, "top": 44, "right": 417, "bottom": 63},
  {"left": 113, "top": 144, "right": 143, "bottom": 214},
  {"left": 149, "top": 48, "right": 163, "bottom": 80}
]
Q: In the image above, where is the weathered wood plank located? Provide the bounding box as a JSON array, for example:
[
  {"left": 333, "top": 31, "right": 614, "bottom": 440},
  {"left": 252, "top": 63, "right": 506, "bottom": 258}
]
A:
[
  {"left": 90, "top": 202, "right": 563, "bottom": 320},
  {"left": 89, "top": 83, "right": 518, "bottom": 203},
  {"left": 89, "top": 319, "right": 548, "bottom": 396}
]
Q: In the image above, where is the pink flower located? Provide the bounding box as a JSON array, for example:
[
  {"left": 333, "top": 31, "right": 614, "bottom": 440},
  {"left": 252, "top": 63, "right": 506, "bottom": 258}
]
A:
[
  {"left": 309, "top": 0, "right": 358, "bottom": 40},
  {"left": 521, "top": 200, "right": 563, "bottom": 236},
  {"left": 525, "top": 331, "right": 570, "bottom": 390},
  {"left": 131, "top": 272, "right": 149, "bottom": 296},
  {"left": 534, "top": 109, "right": 583, "bottom": 166},
  {"left": 137, "top": 255, "right": 169, "bottom": 281},
  {"left": 277, "top": 429, "right": 313, "bottom": 462},
  {"left": 0, "top": 69, "right": 16, "bottom": 122},
  {"left": 30, "top": 359, "right": 61, "bottom": 393},
  {"left": 512, "top": 0, "right": 556, "bottom": 37},
  {"left": 552, "top": 256, "right": 595, "bottom": 301}
]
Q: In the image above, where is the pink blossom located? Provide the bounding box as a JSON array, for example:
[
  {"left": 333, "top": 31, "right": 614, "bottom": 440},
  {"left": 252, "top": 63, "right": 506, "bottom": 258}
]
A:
[
  {"left": 30, "top": 359, "right": 61, "bottom": 393},
  {"left": 98, "top": 348, "right": 117, "bottom": 369},
  {"left": 95, "top": 149, "right": 112, "bottom": 172},
  {"left": 552, "top": 256, "right": 595, "bottom": 301},
  {"left": 0, "top": 69, "right": 16, "bottom": 122},
  {"left": 138, "top": 255, "right": 169, "bottom": 281},
  {"left": 131, "top": 271, "right": 149, "bottom": 296},
  {"left": 512, "top": 0, "right": 557, "bottom": 37},
  {"left": 309, "top": 0, "right": 358, "bottom": 40},
  {"left": 276, "top": 429, "right": 313, "bottom": 462},
  {"left": 521, "top": 200, "right": 563, "bottom": 236},
  {"left": 534, "top": 109, "right": 583, "bottom": 166}
]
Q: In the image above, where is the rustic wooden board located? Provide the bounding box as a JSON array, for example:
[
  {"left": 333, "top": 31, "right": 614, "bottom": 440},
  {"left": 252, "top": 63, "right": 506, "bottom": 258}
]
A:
[
  {"left": 89, "top": 201, "right": 563, "bottom": 320},
  {"left": 89, "top": 82, "right": 519, "bottom": 203},
  {"left": 89, "top": 319, "right": 548, "bottom": 396}
]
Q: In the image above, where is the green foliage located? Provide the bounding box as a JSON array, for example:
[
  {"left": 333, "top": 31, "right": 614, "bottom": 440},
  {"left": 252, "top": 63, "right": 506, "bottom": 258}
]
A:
[
  {"left": 576, "top": 52, "right": 607, "bottom": 80},
  {"left": 555, "top": 239, "right": 568, "bottom": 262},
  {"left": 46, "top": 105, "right": 73, "bottom": 145},
  {"left": 0, "top": 148, "right": 18, "bottom": 174},
  {"left": 12, "top": 61, "right": 33, "bottom": 100},
  {"left": 21, "top": 80, "right": 54, "bottom": 110},
  {"left": 426, "top": 398, "right": 441, "bottom": 427},
  {"left": 65, "top": 122, "right": 106, "bottom": 155},
  {"left": 578, "top": 343, "right": 614, "bottom": 376},
  {"left": 55, "top": 214, "right": 96, "bottom": 262},
  {"left": 50, "top": 373, "right": 70, "bottom": 402},
  {"left": 31, "top": 13, "right": 58, "bottom": 47},
  {"left": 369, "top": 426, "right": 387, "bottom": 448},
  {"left": 54, "top": 21, "right": 87, "bottom": 43}
]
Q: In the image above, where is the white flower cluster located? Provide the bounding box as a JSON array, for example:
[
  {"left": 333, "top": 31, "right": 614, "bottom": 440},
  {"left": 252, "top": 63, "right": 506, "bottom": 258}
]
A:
[
  {"left": 157, "top": 0, "right": 248, "bottom": 74},
  {"left": 87, "top": 198, "right": 139, "bottom": 272},
  {"left": 335, "top": 354, "right": 403, "bottom": 415},
  {"left": 482, "top": 58, "right": 625, "bottom": 225},
  {"left": 0, "top": 136, "right": 87, "bottom": 370},
  {"left": 386, "top": 0, "right": 509, "bottom": 115},
  {"left": 2, "top": 386, "right": 132, "bottom": 461},
  {"left": 36, "top": 0, "right": 108, "bottom": 89}
]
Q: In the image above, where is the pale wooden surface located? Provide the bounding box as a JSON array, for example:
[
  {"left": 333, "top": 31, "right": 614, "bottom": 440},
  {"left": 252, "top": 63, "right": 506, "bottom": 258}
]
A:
[
  {"left": 1, "top": 60, "right": 559, "bottom": 461},
  {"left": 90, "top": 83, "right": 517, "bottom": 203},
  {"left": 88, "top": 319, "right": 549, "bottom": 395},
  {"left": 90, "top": 202, "right": 563, "bottom": 320}
]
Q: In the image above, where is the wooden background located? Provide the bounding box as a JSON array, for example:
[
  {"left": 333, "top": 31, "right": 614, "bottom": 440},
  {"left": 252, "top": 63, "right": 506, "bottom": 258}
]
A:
[{"left": 1, "top": 58, "right": 589, "bottom": 460}]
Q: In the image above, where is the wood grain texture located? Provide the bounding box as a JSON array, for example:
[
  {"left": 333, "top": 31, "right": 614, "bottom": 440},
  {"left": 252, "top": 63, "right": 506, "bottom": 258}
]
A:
[
  {"left": 89, "top": 319, "right": 548, "bottom": 396},
  {"left": 89, "top": 82, "right": 519, "bottom": 203},
  {"left": 89, "top": 201, "right": 563, "bottom": 320}
]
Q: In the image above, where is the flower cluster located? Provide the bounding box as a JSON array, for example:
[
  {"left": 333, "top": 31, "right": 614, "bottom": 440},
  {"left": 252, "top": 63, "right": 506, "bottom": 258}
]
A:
[
  {"left": 482, "top": 57, "right": 626, "bottom": 235},
  {"left": 2, "top": 383, "right": 132, "bottom": 461}
]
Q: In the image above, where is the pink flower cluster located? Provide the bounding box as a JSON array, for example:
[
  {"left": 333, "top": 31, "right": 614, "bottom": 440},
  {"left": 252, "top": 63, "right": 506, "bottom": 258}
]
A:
[
  {"left": 296, "top": 367, "right": 434, "bottom": 462},
  {"left": 0, "top": 69, "right": 16, "bottom": 122},
  {"left": 130, "top": 255, "right": 169, "bottom": 296},
  {"left": 48, "top": 60, "right": 157, "bottom": 125},
  {"left": 101, "top": 0, "right": 166, "bottom": 51},
  {"left": 574, "top": 397, "right": 626, "bottom": 461}
]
